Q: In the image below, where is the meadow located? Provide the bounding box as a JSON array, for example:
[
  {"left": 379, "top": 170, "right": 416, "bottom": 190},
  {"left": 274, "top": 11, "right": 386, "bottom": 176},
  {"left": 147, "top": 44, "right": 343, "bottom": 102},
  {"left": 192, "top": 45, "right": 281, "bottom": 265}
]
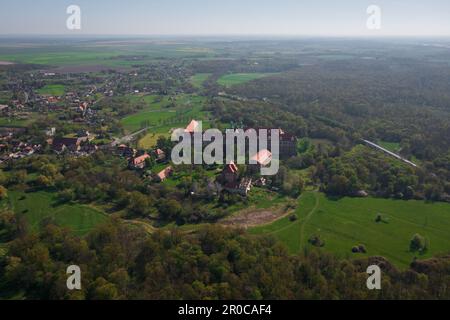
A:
[
  {"left": 250, "top": 192, "right": 450, "bottom": 268},
  {"left": 6, "top": 191, "right": 108, "bottom": 236},
  {"left": 121, "top": 94, "right": 208, "bottom": 133},
  {"left": 37, "top": 84, "right": 66, "bottom": 96}
]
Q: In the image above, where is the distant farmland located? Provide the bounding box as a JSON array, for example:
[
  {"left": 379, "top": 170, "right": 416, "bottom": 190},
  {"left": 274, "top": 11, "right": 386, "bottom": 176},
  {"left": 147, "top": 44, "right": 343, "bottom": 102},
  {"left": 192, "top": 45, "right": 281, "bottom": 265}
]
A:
[
  {"left": 217, "top": 73, "right": 271, "bottom": 87},
  {"left": 0, "top": 43, "right": 215, "bottom": 67},
  {"left": 250, "top": 192, "right": 450, "bottom": 268}
]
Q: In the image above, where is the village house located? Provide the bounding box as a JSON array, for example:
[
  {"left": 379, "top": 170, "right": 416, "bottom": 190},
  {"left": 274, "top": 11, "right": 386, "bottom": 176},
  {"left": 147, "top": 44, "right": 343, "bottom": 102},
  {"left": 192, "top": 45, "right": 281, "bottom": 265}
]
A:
[
  {"left": 155, "top": 166, "right": 173, "bottom": 182},
  {"left": 0, "top": 104, "right": 9, "bottom": 115},
  {"left": 117, "top": 144, "right": 136, "bottom": 158},
  {"left": 154, "top": 148, "right": 166, "bottom": 162},
  {"left": 219, "top": 161, "right": 253, "bottom": 196},
  {"left": 128, "top": 153, "right": 150, "bottom": 170},
  {"left": 50, "top": 136, "right": 89, "bottom": 154}
]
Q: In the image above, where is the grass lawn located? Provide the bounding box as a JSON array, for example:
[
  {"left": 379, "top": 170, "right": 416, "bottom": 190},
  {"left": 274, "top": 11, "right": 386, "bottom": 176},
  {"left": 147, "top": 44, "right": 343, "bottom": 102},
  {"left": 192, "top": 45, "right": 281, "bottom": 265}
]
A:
[
  {"left": 6, "top": 191, "right": 108, "bottom": 236},
  {"left": 37, "top": 84, "right": 66, "bottom": 96},
  {"left": 250, "top": 191, "right": 450, "bottom": 268},
  {"left": 217, "top": 73, "right": 271, "bottom": 87},
  {"left": 0, "top": 117, "right": 31, "bottom": 127}
]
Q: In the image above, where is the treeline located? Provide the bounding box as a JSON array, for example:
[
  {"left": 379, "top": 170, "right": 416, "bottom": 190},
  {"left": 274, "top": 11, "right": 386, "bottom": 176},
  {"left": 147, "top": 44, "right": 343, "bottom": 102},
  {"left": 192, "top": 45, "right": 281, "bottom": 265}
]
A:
[{"left": 0, "top": 220, "right": 449, "bottom": 300}]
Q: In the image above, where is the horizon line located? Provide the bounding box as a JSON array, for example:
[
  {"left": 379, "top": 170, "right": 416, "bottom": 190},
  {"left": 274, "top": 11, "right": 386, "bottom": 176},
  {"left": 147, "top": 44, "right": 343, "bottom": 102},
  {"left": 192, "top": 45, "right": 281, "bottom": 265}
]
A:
[{"left": 1, "top": 33, "right": 450, "bottom": 39}]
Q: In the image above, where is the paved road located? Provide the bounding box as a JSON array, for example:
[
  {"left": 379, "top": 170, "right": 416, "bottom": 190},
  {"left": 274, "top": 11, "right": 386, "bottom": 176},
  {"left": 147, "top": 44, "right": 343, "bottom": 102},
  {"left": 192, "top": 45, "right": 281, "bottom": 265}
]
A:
[
  {"left": 362, "top": 139, "right": 418, "bottom": 168},
  {"left": 111, "top": 127, "right": 150, "bottom": 146}
]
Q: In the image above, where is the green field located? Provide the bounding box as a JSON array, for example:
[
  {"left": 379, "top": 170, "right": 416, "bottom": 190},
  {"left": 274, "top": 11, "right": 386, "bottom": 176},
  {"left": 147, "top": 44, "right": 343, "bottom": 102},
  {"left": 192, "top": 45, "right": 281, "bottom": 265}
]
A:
[
  {"left": 6, "top": 191, "right": 108, "bottom": 236},
  {"left": 190, "top": 73, "right": 211, "bottom": 88},
  {"left": 121, "top": 94, "right": 208, "bottom": 132},
  {"left": 0, "top": 117, "right": 31, "bottom": 127},
  {"left": 37, "top": 84, "right": 66, "bottom": 96},
  {"left": 217, "top": 73, "right": 271, "bottom": 87},
  {"left": 138, "top": 127, "right": 171, "bottom": 149},
  {"left": 0, "top": 44, "right": 215, "bottom": 67},
  {"left": 121, "top": 110, "right": 176, "bottom": 132},
  {"left": 251, "top": 192, "right": 450, "bottom": 268}
]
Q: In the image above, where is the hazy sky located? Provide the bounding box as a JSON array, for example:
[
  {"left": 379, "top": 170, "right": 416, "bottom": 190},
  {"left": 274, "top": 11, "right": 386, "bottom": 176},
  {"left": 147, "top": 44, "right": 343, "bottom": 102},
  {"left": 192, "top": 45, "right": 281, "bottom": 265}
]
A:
[{"left": 1, "top": 0, "right": 450, "bottom": 36}]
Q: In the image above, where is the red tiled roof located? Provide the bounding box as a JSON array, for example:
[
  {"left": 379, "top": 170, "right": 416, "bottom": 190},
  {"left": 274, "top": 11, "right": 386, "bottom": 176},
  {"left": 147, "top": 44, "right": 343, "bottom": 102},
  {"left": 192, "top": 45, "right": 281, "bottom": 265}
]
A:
[
  {"left": 157, "top": 166, "right": 173, "bottom": 181},
  {"left": 224, "top": 161, "right": 238, "bottom": 174},
  {"left": 251, "top": 149, "right": 272, "bottom": 166},
  {"left": 185, "top": 120, "right": 200, "bottom": 133},
  {"left": 132, "top": 153, "right": 150, "bottom": 165}
]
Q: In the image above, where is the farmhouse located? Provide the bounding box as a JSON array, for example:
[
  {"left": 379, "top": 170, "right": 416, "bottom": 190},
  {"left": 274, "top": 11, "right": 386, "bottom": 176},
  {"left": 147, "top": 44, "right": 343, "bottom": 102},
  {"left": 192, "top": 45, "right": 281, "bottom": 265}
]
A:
[
  {"left": 156, "top": 166, "right": 173, "bottom": 182},
  {"left": 129, "top": 153, "right": 150, "bottom": 169}
]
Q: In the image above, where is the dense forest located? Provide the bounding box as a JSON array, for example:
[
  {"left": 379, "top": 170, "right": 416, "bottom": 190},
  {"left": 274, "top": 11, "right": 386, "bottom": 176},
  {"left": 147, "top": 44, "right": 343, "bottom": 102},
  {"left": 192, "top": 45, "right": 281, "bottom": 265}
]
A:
[
  {"left": 1, "top": 220, "right": 449, "bottom": 300},
  {"left": 206, "top": 56, "right": 450, "bottom": 201}
]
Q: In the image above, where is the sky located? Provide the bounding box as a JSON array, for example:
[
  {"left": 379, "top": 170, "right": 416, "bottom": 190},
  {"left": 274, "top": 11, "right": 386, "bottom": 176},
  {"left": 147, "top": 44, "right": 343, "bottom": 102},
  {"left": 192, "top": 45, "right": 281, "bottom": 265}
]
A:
[{"left": 1, "top": 0, "right": 450, "bottom": 37}]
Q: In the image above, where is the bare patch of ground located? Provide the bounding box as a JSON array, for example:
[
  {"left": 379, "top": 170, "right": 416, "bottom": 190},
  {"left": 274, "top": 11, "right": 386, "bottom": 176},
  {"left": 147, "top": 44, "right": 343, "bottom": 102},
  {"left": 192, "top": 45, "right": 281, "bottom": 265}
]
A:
[
  {"left": 220, "top": 206, "right": 293, "bottom": 229},
  {"left": 0, "top": 61, "right": 15, "bottom": 65}
]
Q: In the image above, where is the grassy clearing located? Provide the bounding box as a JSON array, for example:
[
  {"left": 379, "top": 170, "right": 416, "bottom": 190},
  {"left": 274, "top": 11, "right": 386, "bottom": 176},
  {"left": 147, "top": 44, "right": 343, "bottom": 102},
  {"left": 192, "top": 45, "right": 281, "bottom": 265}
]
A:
[
  {"left": 0, "top": 117, "right": 31, "bottom": 127},
  {"left": 138, "top": 127, "right": 171, "bottom": 149},
  {"left": 121, "top": 110, "right": 176, "bottom": 132},
  {"left": 37, "top": 84, "right": 66, "bottom": 96},
  {"left": 122, "top": 94, "right": 208, "bottom": 133},
  {"left": 217, "top": 73, "right": 271, "bottom": 87},
  {"left": 250, "top": 192, "right": 450, "bottom": 268},
  {"left": 6, "top": 191, "right": 108, "bottom": 236}
]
